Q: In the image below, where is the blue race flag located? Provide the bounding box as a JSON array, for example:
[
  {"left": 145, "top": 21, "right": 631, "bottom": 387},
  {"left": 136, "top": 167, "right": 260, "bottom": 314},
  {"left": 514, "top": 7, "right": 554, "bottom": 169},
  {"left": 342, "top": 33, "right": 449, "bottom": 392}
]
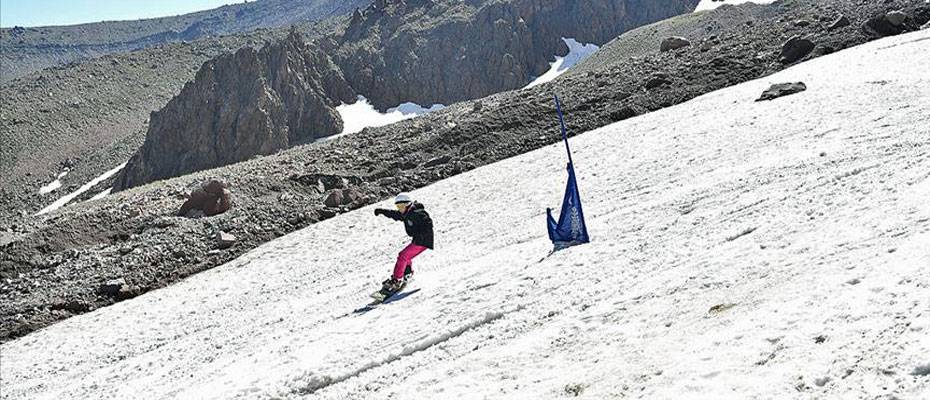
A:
[{"left": 546, "top": 96, "right": 590, "bottom": 250}]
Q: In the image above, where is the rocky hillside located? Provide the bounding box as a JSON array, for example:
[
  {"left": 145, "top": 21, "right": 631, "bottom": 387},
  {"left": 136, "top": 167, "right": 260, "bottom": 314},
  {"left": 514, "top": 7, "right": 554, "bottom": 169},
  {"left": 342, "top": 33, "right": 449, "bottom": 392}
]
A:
[
  {"left": 1, "top": 0, "right": 926, "bottom": 342},
  {"left": 114, "top": 0, "right": 699, "bottom": 190},
  {"left": 112, "top": 31, "right": 355, "bottom": 190},
  {"left": 0, "top": 0, "right": 370, "bottom": 82}
]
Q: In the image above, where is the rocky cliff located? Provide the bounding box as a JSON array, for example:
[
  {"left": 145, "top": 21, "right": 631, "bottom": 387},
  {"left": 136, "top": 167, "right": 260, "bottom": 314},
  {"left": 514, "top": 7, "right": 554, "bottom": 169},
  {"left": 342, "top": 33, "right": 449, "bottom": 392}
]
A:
[
  {"left": 334, "top": 0, "right": 700, "bottom": 109},
  {"left": 113, "top": 0, "right": 699, "bottom": 190},
  {"left": 112, "top": 31, "right": 354, "bottom": 191}
]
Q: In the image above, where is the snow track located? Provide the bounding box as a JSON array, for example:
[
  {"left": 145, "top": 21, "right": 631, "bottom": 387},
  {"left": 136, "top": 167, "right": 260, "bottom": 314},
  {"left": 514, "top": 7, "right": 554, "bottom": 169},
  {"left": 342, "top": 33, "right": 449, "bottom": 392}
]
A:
[{"left": 2, "top": 31, "right": 929, "bottom": 399}]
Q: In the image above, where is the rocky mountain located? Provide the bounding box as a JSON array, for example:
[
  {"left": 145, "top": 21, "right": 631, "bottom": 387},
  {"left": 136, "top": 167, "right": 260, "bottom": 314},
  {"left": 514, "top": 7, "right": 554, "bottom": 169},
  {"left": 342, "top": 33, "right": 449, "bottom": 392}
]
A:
[
  {"left": 113, "top": 31, "right": 355, "bottom": 190},
  {"left": 2, "top": 0, "right": 926, "bottom": 342},
  {"left": 333, "top": 0, "right": 701, "bottom": 109},
  {"left": 0, "top": 0, "right": 370, "bottom": 82},
  {"left": 113, "top": 0, "right": 699, "bottom": 190}
]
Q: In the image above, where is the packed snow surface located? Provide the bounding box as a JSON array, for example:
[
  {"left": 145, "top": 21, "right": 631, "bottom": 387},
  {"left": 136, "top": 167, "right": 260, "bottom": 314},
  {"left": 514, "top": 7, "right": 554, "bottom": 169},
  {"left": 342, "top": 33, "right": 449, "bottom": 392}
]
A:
[
  {"left": 37, "top": 170, "right": 69, "bottom": 194},
  {"left": 35, "top": 162, "right": 126, "bottom": 216},
  {"left": 694, "top": 0, "right": 777, "bottom": 12},
  {"left": 3, "top": 31, "right": 930, "bottom": 399},
  {"left": 334, "top": 95, "right": 445, "bottom": 136},
  {"left": 526, "top": 38, "right": 600, "bottom": 88}
]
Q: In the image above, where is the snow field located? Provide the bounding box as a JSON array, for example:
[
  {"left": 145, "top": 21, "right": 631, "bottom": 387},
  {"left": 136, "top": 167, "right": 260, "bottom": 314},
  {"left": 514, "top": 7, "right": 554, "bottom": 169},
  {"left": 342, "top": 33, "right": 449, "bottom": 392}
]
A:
[
  {"left": 694, "top": 0, "right": 778, "bottom": 12},
  {"left": 2, "top": 31, "right": 929, "bottom": 399},
  {"left": 334, "top": 95, "right": 445, "bottom": 137},
  {"left": 525, "top": 38, "right": 600, "bottom": 88}
]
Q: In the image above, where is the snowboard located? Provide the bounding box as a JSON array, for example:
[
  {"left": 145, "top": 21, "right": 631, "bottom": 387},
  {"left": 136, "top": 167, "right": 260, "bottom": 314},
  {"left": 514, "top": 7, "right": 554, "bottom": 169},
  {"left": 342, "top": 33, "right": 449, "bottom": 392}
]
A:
[{"left": 370, "top": 279, "right": 408, "bottom": 302}]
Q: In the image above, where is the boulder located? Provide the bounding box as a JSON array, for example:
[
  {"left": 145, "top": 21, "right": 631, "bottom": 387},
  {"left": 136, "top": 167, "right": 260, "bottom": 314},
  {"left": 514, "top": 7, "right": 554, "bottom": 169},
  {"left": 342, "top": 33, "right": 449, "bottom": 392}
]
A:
[
  {"left": 780, "top": 36, "right": 815, "bottom": 64},
  {"left": 827, "top": 15, "right": 850, "bottom": 31},
  {"left": 923, "top": 21, "right": 930, "bottom": 31},
  {"left": 863, "top": 13, "right": 907, "bottom": 37},
  {"left": 97, "top": 278, "right": 137, "bottom": 300},
  {"left": 660, "top": 36, "right": 691, "bottom": 52},
  {"left": 885, "top": 11, "right": 907, "bottom": 27},
  {"left": 756, "top": 82, "right": 807, "bottom": 102},
  {"left": 323, "top": 188, "right": 364, "bottom": 207},
  {"left": 216, "top": 231, "right": 237, "bottom": 249},
  {"left": 323, "top": 190, "right": 345, "bottom": 207},
  {"left": 644, "top": 73, "right": 672, "bottom": 89},
  {"left": 178, "top": 179, "right": 232, "bottom": 217},
  {"left": 50, "top": 299, "right": 91, "bottom": 313}
]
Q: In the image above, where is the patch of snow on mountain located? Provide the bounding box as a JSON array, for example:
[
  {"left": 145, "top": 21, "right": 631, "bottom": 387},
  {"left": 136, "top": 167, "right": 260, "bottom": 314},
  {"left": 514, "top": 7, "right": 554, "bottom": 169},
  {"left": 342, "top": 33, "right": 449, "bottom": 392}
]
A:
[
  {"left": 335, "top": 95, "right": 445, "bottom": 137},
  {"left": 36, "top": 162, "right": 127, "bottom": 216},
  {"left": 89, "top": 188, "right": 112, "bottom": 201},
  {"left": 694, "top": 0, "right": 777, "bottom": 12},
  {"left": 38, "top": 170, "right": 69, "bottom": 194},
  {"left": 3, "top": 31, "right": 929, "bottom": 400},
  {"left": 526, "top": 38, "right": 600, "bottom": 88}
]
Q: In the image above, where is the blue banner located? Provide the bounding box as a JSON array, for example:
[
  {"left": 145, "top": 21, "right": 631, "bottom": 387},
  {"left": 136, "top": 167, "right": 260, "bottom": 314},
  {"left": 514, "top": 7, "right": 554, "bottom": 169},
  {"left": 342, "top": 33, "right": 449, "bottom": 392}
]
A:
[{"left": 546, "top": 96, "right": 589, "bottom": 250}]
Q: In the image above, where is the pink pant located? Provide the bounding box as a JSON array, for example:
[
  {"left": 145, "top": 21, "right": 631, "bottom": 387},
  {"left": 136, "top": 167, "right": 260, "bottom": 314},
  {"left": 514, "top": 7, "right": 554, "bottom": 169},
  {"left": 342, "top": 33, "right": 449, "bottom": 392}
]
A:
[{"left": 394, "top": 243, "right": 428, "bottom": 280}]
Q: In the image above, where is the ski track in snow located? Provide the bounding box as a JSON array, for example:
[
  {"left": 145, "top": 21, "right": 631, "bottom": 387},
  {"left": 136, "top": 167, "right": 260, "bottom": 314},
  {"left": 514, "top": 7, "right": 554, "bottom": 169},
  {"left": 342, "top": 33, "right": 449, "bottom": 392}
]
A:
[{"left": 3, "top": 31, "right": 930, "bottom": 399}]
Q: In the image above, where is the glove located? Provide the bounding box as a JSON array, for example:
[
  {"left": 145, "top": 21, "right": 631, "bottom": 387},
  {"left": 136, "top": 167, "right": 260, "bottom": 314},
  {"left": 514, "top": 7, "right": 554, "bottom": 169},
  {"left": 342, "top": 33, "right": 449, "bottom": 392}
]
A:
[{"left": 374, "top": 209, "right": 384, "bottom": 216}]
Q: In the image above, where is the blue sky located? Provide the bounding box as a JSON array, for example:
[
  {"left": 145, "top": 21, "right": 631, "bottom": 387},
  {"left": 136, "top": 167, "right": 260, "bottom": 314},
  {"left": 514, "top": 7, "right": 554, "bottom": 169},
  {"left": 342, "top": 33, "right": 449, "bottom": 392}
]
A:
[{"left": 1, "top": 0, "right": 243, "bottom": 28}]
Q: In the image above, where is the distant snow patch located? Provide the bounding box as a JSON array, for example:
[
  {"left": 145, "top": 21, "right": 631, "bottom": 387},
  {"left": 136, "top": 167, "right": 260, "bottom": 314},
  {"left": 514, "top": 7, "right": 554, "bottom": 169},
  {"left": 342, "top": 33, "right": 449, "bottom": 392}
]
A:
[
  {"left": 36, "top": 162, "right": 127, "bottom": 216},
  {"left": 89, "top": 188, "right": 113, "bottom": 201},
  {"left": 334, "top": 95, "right": 445, "bottom": 137},
  {"left": 38, "top": 170, "right": 69, "bottom": 194},
  {"left": 525, "top": 38, "right": 600, "bottom": 89},
  {"left": 694, "top": 0, "right": 777, "bottom": 12}
]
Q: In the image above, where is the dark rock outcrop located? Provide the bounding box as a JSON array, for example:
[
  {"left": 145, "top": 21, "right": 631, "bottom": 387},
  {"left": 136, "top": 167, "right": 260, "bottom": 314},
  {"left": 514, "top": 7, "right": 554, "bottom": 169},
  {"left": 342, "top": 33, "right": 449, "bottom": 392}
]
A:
[
  {"left": 661, "top": 36, "right": 692, "bottom": 52},
  {"left": 756, "top": 82, "right": 807, "bottom": 102},
  {"left": 333, "top": 0, "right": 701, "bottom": 110},
  {"left": 178, "top": 180, "right": 233, "bottom": 217},
  {"left": 828, "top": 15, "right": 851, "bottom": 31},
  {"left": 780, "top": 36, "right": 815, "bottom": 64},
  {"left": 114, "top": 31, "right": 355, "bottom": 191}
]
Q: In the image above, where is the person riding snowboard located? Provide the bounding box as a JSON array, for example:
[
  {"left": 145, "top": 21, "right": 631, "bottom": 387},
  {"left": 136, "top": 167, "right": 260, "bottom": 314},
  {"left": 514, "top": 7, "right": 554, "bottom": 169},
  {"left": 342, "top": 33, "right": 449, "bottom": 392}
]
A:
[{"left": 374, "top": 193, "right": 434, "bottom": 294}]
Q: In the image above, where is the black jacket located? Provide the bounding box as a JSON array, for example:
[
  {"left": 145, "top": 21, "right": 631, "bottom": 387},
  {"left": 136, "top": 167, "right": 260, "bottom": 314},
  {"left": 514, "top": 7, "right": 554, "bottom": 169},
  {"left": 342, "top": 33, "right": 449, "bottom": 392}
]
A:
[{"left": 377, "top": 202, "right": 434, "bottom": 249}]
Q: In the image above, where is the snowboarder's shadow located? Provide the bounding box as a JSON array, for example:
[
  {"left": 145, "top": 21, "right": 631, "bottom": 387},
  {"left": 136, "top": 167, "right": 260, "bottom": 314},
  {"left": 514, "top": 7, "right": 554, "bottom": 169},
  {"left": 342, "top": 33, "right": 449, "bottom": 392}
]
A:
[{"left": 352, "top": 289, "right": 422, "bottom": 315}]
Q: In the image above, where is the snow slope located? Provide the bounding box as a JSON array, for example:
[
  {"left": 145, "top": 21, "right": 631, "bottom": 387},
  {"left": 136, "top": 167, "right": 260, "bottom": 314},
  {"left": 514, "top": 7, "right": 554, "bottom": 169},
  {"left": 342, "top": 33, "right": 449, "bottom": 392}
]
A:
[
  {"left": 525, "top": 38, "right": 599, "bottom": 88},
  {"left": 3, "top": 31, "right": 929, "bottom": 399},
  {"left": 694, "top": 0, "right": 777, "bottom": 12}
]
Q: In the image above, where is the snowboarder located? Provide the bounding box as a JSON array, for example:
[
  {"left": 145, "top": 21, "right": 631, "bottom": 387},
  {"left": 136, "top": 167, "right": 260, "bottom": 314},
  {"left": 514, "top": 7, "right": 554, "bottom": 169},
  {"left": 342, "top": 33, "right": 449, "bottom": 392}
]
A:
[{"left": 373, "top": 193, "right": 434, "bottom": 298}]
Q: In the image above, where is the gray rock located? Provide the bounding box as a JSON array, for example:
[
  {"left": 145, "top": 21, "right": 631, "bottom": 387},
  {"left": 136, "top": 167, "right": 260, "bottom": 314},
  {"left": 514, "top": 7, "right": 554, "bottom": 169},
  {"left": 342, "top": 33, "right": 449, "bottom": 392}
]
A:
[
  {"left": 660, "top": 36, "right": 691, "bottom": 52},
  {"left": 923, "top": 21, "right": 930, "bottom": 31},
  {"left": 780, "top": 36, "right": 815, "bottom": 64},
  {"left": 885, "top": 10, "right": 907, "bottom": 27},
  {"left": 423, "top": 155, "right": 452, "bottom": 168},
  {"left": 794, "top": 19, "right": 811, "bottom": 27},
  {"left": 113, "top": 31, "right": 356, "bottom": 191},
  {"left": 50, "top": 299, "right": 92, "bottom": 313},
  {"left": 97, "top": 278, "right": 127, "bottom": 297},
  {"left": 644, "top": 73, "right": 672, "bottom": 89},
  {"left": 216, "top": 231, "right": 237, "bottom": 249},
  {"left": 827, "top": 15, "right": 850, "bottom": 31},
  {"left": 756, "top": 82, "right": 807, "bottom": 101},
  {"left": 323, "top": 190, "right": 345, "bottom": 208}
]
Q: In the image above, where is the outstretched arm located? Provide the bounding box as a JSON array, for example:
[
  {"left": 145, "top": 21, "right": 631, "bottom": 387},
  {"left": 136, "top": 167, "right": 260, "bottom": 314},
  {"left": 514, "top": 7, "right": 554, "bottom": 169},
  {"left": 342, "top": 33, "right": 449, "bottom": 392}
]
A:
[{"left": 374, "top": 209, "right": 403, "bottom": 220}]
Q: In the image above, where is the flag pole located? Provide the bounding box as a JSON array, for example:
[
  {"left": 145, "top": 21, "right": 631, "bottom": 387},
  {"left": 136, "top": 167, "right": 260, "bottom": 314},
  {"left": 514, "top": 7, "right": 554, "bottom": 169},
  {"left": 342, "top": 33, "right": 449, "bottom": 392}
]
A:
[{"left": 554, "top": 95, "right": 574, "bottom": 166}]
